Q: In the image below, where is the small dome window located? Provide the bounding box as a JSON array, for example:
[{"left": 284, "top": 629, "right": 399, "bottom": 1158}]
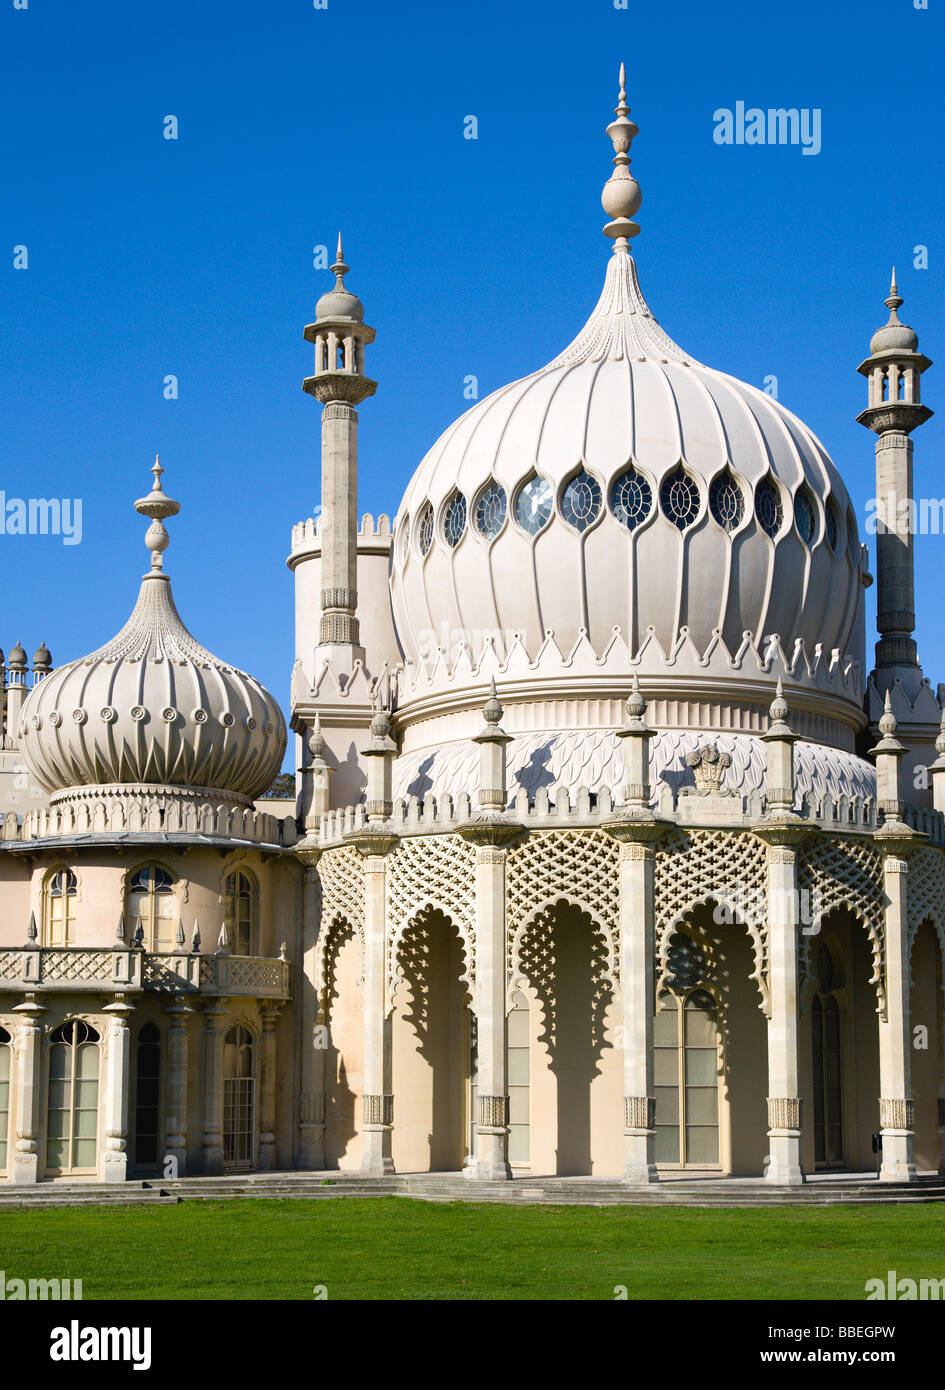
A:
[
  {"left": 442, "top": 491, "right": 467, "bottom": 548},
  {"left": 708, "top": 471, "right": 744, "bottom": 533},
  {"left": 417, "top": 502, "right": 434, "bottom": 556},
  {"left": 475, "top": 481, "right": 507, "bottom": 541},
  {"left": 610, "top": 466, "right": 652, "bottom": 531},
  {"left": 825, "top": 500, "right": 839, "bottom": 551},
  {"left": 561, "top": 470, "right": 602, "bottom": 533},
  {"left": 659, "top": 466, "right": 701, "bottom": 531},
  {"left": 755, "top": 477, "right": 783, "bottom": 539},
  {"left": 514, "top": 475, "right": 554, "bottom": 535},
  {"left": 794, "top": 487, "right": 816, "bottom": 546}
]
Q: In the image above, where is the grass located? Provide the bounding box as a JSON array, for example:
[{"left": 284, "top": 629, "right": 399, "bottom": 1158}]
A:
[{"left": 1, "top": 1197, "right": 943, "bottom": 1300}]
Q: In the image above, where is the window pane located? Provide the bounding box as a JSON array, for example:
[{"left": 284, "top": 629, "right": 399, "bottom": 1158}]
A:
[
  {"left": 76, "top": 1045, "right": 99, "bottom": 1080},
  {"left": 654, "top": 1126, "right": 679, "bottom": 1163},
  {"left": 73, "top": 1106, "right": 98, "bottom": 1139},
  {"left": 508, "top": 1050, "right": 529, "bottom": 1086},
  {"left": 508, "top": 1086, "right": 529, "bottom": 1124},
  {"left": 685, "top": 1048, "right": 718, "bottom": 1086},
  {"left": 686, "top": 1125, "right": 719, "bottom": 1164},
  {"left": 654, "top": 1085, "right": 679, "bottom": 1125},
  {"left": 653, "top": 1048, "right": 678, "bottom": 1086},
  {"left": 73, "top": 1138, "right": 97, "bottom": 1168},
  {"left": 685, "top": 1086, "right": 719, "bottom": 1126}
]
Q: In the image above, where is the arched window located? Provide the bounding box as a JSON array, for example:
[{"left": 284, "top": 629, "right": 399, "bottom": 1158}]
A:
[
  {"left": 44, "top": 869, "right": 77, "bottom": 947},
  {"left": 129, "top": 866, "right": 176, "bottom": 952},
  {"left": 654, "top": 934, "right": 720, "bottom": 1166},
  {"left": 46, "top": 1021, "right": 100, "bottom": 1174},
  {"left": 812, "top": 945, "right": 844, "bottom": 1167},
  {"left": 442, "top": 490, "right": 467, "bottom": 548},
  {"left": 224, "top": 871, "right": 257, "bottom": 956},
  {"left": 134, "top": 1023, "right": 161, "bottom": 1170},
  {"left": 561, "top": 470, "right": 602, "bottom": 533},
  {"left": 223, "top": 1026, "right": 257, "bottom": 1170},
  {"left": 659, "top": 466, "right": 701, "bottom": 531},
  {"left": 513, "top": 475, "right": 554, "bottom": 535},
  {"left": 474, "top": 481, "right": 507, "bottom": 541},
  {"left": 0, "top": 1026, "right": 10, "bottom": 1171},
  {"left": 610, "top": 466, "right": 653, "bottom": 531}
]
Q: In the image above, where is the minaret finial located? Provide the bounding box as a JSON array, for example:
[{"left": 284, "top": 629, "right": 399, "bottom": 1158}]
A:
[
  {"left": 601, "top": 63, "right": 641, "bottom": 252},
  {"left": 134, "top": 455, "right": 180, "bottom": 574},
  {"left": 331, "top": 232, "right": 349, "bottom": 288}
]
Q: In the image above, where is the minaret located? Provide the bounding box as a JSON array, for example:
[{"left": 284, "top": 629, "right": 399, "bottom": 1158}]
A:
[
  {"left": 857, "top": 271, "right": 933, "bottom": 675},
  {"left": 303, "top": 235, "right": 376, "bottom": 664}
]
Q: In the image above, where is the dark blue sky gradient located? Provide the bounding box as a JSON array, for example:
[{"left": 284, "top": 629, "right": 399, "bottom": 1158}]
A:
[{"left": 2, "top": 0, "right": 943, "bottom": 769}]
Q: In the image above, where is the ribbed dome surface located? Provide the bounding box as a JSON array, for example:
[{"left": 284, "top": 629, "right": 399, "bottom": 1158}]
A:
[
  {"left": 390, "top": 250, "right": 865, "bottom": 686},
  {"left": 18, "top": 471, "right": 286, "bottom": 800}
]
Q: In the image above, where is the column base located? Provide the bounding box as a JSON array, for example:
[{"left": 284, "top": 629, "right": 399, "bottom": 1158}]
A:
[
  {"left": 202, "top": 1146, "right": 224, "bottom": 1176},
  {"left": 360, "top": 1127, "right": 395, "bottom": 1176},
  {"left": 880, "top": 1140, "right": 917, "bottom": 1184},
  {"left": 163, "top": 1146, "right": 186, "bottom": 1179},
  {"left": 765, "top": 1134, "right": 805, "bottom": 1185},
  {"left": 103, "top": 1151, "right": 128, "bottom": 1184},
  {"left": 296, "top": 1152, "right": 327, "bottom": 1172},
  {"left": 360, "top": 1152, "right": 395, "bottom": 1176},
  {"left": 12, "top": 1150, "right": 38, "bottom": 1186},
  {"left": 622, "top": 1128, "right": 659, "bottom": 1185},
  {"left": 467, "top": 1128, "right": 512, "bottom": 1181}
]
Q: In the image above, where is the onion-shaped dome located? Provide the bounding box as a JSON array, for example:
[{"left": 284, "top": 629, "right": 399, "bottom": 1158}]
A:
[
  {"left": 7, "top": 641, "right": 26, "bottom": 669},
  {"left": 32, "top": 641, "right": 52, "bottom": 672},
  {"left": 314, "top": 235, "right": 364, "bottom": 323},
  {"left": 18, "top": 459, "right": 286, "bottom": 800},
  {"left": 390, "top": 78, "right": 864, "bottom": 710},
  {"left": 870, "top": 271, "right": 918, "bottom": 354}
]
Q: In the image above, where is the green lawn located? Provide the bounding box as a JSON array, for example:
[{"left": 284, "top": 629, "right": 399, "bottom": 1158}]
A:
[{"left": 1, "top": 1197, "right": 943, "bottom": 1300}]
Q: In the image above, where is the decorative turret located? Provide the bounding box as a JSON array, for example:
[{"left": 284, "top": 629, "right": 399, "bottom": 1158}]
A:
[
  {"left": 360, "top": 699, "right": 397, "bottom": 824},
  {"left": 870, "top": 689, "right": 907, "bottom": 819},
  {"left": 930, "top": 709, "right": 945, "bottom": 815},
  {"left": 5, "top": 640, "right": 28, "bottom": 734},
  {"left": 303, "top": 235, "right": 377, "bottom": 657},
  {"left": 858, "top": 272, "right": 933, "bottom": 672}
]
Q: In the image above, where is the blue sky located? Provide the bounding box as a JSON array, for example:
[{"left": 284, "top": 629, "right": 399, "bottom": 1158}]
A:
[{"left": 2, "top": 0, "right": 943, "bottom": 770}]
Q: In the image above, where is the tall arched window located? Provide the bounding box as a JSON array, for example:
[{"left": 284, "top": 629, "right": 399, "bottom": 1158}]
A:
[
  {"left": 134, "top": 1023, "right": 161, "bottom": 1170},
  {"left": 44, "top": 869, "right": 77, "bottom": 947},
  {"left": 129, "top": 866, "right": 176, "bottom": 952},
  {"left": 654, "top": 933, "right": 720, "bottom": 1166},
  {"left": 46, "top": 1021, "right": 100, "bottom": 1174},
  {"left": 224, "top": 871, "right": 257, "bottom": 956},
  {"left": 812, "top": 945, "right": 844, "bottom": 1167},
  {"left": 223, "top": 1025, "right": 257, "bottom": 1170},
  {"left": 0, "top": 1026, "right": 10, "bottom": 1171}
]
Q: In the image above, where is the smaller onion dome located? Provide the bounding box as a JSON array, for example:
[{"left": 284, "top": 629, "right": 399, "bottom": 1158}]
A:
[
  {"left": 32, "top": 641, "right": 52, "bottom": 671},
  {"left": 870, "top": 270, "right": 919, "bottom": 354},
  {"left": 314, "top": 234, "right": 364, "bottom": 322},
  {"left": 7, "top": 641, "right": 26, "bottom": 668}
]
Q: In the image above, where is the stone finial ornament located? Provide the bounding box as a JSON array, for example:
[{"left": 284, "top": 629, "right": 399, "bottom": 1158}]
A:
[
  {"left": 26, "top": 910, "right": 38, "bottom": 946},
  {"left": 483, "top": 676, "right": 503, "bottom": 728},
  {"left": 134, "top": 455, "right": 181, "bottom": 573},
  {"left": 192, "top": 920, "right": 202, "bottom": 953},
  {"left": 625, "top": 670, "right": 647, "bottom": 724},
  {"left": 115, "top": 913, "right": 126, "bottom": 944},
  {"left": 602, "top": 62, "right": 641, "bottom": 249},
  {"left": 878, "top": 687, "right": 899, "bottom": 741}
]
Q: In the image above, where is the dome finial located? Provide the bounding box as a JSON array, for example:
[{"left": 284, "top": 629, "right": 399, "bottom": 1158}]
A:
[
  {"left": 601, "top": 62, "right": 641, "bottom": 252},
  {"left": 886, "top": 267, "right": 902, "bottom": 315},
  {"left": 134, "top": 454, "right": 180, "bottom": 573}
]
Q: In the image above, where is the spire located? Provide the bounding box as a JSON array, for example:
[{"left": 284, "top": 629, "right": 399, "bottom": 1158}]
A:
[
  {"left": 134, "top": 454, "right": 180, "bottom": 573},
  {"left": 331, "top": 232, "right": 349, "bottom": 289},
  {"left": 601, "top": 62, "right": 641, "bottom": 252},
  {"left": 886, "top": 267, "right": 902, "bottom": 315}
]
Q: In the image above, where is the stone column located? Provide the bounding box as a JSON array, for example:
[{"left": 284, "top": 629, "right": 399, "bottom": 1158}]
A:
[
  {"left": 459, "top": 680, "right": 521, "bottom": 1181},
  {"left": 297, "top": 857, "right": 327, "bottom": 1169},
  {"left": 11, "top": 994, "right": 45, "bottom": 1185},
  {"left": 200, "top": 998, "right": 228, "bottom": 1175},
  {"left": 604, "top": 677, "right": 669, "bottom": 1184},
  {"left": 757, "top": 681, "right": 807, "bottom": 1185},
  {"left": 351, "top": 706, "right": 399, "bottom": 1176},
  {"left": 876, "top": 840, "right": 918, "bottom": 1181},
  {"left": 102, "top": 996, "right": 134, "bottom": 1183},
  {"left": 758, "top": 838, "right": 807, "bottom": 1184},
  {"left": 164, "top": 997, "right": 192, "bottom": 1177},
  {"left": 871, "top": 700, "right": 919, "bottom": 1182},
  {"left": 258, "top": 1005, "right": 281, "bottom": 1171}
]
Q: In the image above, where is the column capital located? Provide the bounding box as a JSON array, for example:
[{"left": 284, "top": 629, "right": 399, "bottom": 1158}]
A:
[
  {"left": 346, "top": 824, "right": 399, "bottom": 860},
  {"left": 874, "top": 822, "right": 926, "bottom": 859},
  {"left": 603, "top": 812, "right": 672, "bottom": 847},
  {"left": 362, "top": 1093, "right": 394, "bottom": 1128},
  {"left": 624, "top": 1096, "right": 656, "bottom": 1132},
  {"left": 767, "top": 1096, "right": 802, "bottom": 1132},
  {"left": 753, "top": 813, "right": 813, "bottom": 851},
  {"left": 457, "top": 814, "right": 524, "bottom": 850},
  {"left": 880, "top": 1097, "right": 915, "bottom": 1132}
]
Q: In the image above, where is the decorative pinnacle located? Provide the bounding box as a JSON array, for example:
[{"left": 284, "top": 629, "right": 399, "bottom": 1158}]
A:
[
  {"left": 769, "top": 676, "right": 789, "bottom": 724},
  {"left": 936, "top": 706, "right": 945, "bottom": 758},
  {"left": 483, "top": 676, "right": 503, "bottom": 727},
  {"left": 602, "top": 62, "right": 641, "bottom": 251},
  {"left": 626, "top": 670, "right": 646, "bottom": 721},
  {"left": 878, "top": 687, "right": 898, "bottom": 738},
  {"left": 331, "top": 232, "right": 349, "bottom": 288},
  {"left": 134, "top": 454, "right": 180, "bottom": 572},
  {"left": 885, "top": 268, "right": 903, "bottom": 315}
]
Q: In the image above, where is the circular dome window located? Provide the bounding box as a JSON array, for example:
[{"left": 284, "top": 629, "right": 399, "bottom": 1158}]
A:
[
  {"left": 708, "top": 470, "right": 744, "bottom": 533},
  {"left": 417, "top": 502, "right": 435, "bottom": 555},
  {"left": 794, "top": 487, "right": 816, "bottom": 545},
  {"left": 475, "top": 481, "right": 507, "bottom": 541},
  {"left": 755, "top": 477, "right": 783, "bottom": 539},
  {"left": 610, "top": 466, "right": 652, "bottom": 531},
  {"left": 442, "top": 491, "right": 467, "bottom": 548},
  {"left": 660, "top": 466, "right": 701, "bottom": 531},
  {"left": 514, "top": 475, "right": 554, "bottom": 535},
  {"left": 561, "top": 470, "right": 602, "bottom": 533}
]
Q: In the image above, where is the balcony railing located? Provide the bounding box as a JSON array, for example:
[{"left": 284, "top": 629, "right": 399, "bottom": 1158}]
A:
[{"left": 0, "top": 948, "right": 290, "bottom": 999}]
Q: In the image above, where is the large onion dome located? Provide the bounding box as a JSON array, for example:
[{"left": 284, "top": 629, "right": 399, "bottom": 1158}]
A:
[
  {"left": 389, "top": 71, "right": 867, "bottom": 727},
  {"left": 18, "top": 459, "right": 286, "bottom": 801}
]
